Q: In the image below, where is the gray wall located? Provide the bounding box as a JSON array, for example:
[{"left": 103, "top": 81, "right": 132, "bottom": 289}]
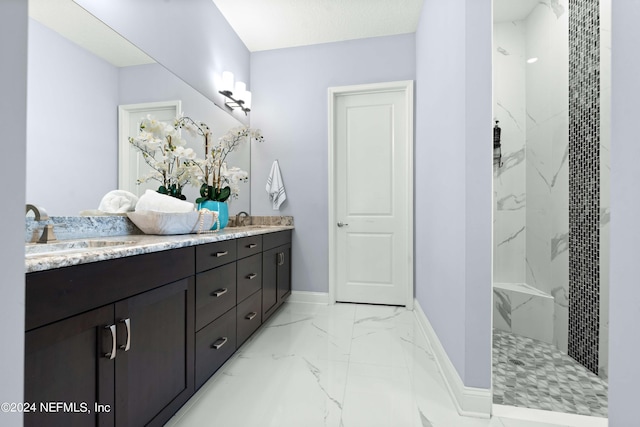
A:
[
  {"left": 75, "top": 0, "right": 250, "bottom": 126},
  {"left": 608, "top": 1, "right": 640, "bottom": 424},
  {"left": 27, "top": 19, "right": 119, "bottom": 215},
  {"left": 249, "top": 34, "right": 416, "bottom": 294},
  {"left": 0, "top": 1, "right": 27, "bottom": 425},
  {"left": 415, "top": 0, "right": 493, "bottom": 388}
]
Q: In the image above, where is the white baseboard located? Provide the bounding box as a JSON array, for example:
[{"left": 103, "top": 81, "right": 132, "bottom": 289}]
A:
[
  {"left": 493, "top": 405, "right": 608, "bottom": 427},
  {"left": 287, "top": 291, "right": 329, "bottom": 304},
  {"left": 413, "top": 299, "right": 492, "bottom": 418}
]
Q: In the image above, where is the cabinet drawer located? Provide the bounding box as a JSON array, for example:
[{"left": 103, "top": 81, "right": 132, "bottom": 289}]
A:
[
  {"left": 263, "top": 230, "right": 292, "bottom": 250},
  {"left": 195, "top": 308, "right": 236, "bottom": 390},
  {"left": 195, "top": 239, "right": 237, "bottom": 272},
  {"left": 236, "top": 254, "right": 262, "bottom": 303},
  {"left": 237, "top": 235, "right": 263, "bottom": 259},
  {"left": 237, "top": 290, "right": 262, "bottom": 347},
  {"left": 196, "top": 263, "right": 236, "bottom": 331}
]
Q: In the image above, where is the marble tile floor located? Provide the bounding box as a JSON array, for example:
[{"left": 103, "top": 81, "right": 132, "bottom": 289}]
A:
[
  {"left": 493, "top": 329, "right": 608, "bottom": 418},
  {"left": 166, "top": 302, "right": 578, "bottom": 427}
]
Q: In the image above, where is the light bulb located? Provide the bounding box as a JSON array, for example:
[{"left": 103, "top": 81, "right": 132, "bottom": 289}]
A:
[
  {"left": 234, "top": 81, "right": 247, "bottom": 100},
  {"left": 221, "top": 71, "right": 234, "bottom": 93}
]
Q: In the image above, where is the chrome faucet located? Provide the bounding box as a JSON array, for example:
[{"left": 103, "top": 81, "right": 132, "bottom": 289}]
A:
[
  {"left": 26, "top": 204, "right": 49, "bottom": 221},
  {"left": 236, "top": 211, "right": 250, "bottom": 227},
  {"left": 26, "top": 204, "right": 57, "bottom": 243}
]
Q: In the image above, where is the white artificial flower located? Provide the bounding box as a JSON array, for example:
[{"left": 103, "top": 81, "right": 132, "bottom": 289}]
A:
[{"left": 183, "top": 147, "right": 196, "bottom": 160}]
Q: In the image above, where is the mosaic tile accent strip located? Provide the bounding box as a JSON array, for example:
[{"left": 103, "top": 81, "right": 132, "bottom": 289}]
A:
[
  {"left": 493, "top": 329, "right": 608, "bottom": 417},
  {"left": 568, "top": 0, "right": 601, "bottom": 375}
]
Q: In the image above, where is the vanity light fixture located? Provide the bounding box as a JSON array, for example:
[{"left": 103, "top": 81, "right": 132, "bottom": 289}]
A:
[{"left": 218, "top": 71, "right": 251, "bottom": 115}]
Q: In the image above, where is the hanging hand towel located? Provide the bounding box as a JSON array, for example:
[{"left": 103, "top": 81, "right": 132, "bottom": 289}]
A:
[{"left": 265, "top": 160, "right": 287, "bottom": 210}]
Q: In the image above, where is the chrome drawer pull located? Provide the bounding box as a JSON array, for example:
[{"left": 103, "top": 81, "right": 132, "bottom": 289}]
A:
[
  {"left": 211, "top": 288, "right": 228, "bottom": 297},
  {"left": 212, "top": 337, "right": 228, "bottom": 350},
  {"left": 245, "top": 312, "right": 257, "bottom": 320},
  {"left": 213, "top": 251, "right": 229, "bottom": 257},
  {"left": 247, "top": 243, "right": 257, "bottom": 249},
  {"left": 246, "top": 273, "right": 257, "bottom": 280},
  {"left": 119, "top": 318, "right": 131, "bottom": 351},
  {"left": 105, "top": 324, "right": 117, "bottom": 360}
]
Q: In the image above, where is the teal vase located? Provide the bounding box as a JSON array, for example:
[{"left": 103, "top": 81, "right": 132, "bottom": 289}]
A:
[{"left": 197, "top": 200, "right": 229, "bottom": 230}]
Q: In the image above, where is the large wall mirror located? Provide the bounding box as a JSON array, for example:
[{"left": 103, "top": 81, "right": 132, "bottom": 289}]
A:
[{"left": 26, "top": 0, "right": 250, "bottom": 216}]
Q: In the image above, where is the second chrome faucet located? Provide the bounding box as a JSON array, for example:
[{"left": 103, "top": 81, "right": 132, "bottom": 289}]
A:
[
  {"left": 235, "top": 211, "right": 250, "bottom": 227},
  {"left": 26, "top": 204, "right": 57, "bottom": 243}
]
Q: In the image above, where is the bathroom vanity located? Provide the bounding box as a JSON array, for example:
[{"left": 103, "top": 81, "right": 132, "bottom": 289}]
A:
[{"left": 23, "top": 226, "right": 292, "bottom": 427}]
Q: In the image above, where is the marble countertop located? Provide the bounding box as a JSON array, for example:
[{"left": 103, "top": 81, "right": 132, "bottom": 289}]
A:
[{"left": 25, "top": 225, "right": 294, "bottom": 274}]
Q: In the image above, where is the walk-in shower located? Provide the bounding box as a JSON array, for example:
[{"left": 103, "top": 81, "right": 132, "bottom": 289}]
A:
[{"left": 492, "top": 0, "right": 609, "bottom": 417}]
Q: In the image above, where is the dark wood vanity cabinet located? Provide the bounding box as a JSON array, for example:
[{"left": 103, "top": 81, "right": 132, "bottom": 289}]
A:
[
  {"left": 262, "top": 230, "right": 292, "bottom": 322},
  {"left": 25, "top": 230, "right": 292, "bottom": 426},
  {"left": 193, "top": 234, "right": 266, "bottom": 389},
  {"left": 194, "top": 240, "right": 239, "bottom": 390},
  {"left": 24, "top": 305, "right": 115, "bottom": 427},
  {"left": 25, "top": 248, "right": 195, "bottom": 427},
  {"left": 113, "top": 279, "right": 194, "bottom": 427}
]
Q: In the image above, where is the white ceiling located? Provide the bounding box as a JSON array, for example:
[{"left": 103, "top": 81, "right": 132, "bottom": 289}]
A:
[
  {"left": 29, "top": 0, "right": 153, "bottom": 67},
  {"left": 212, "top": 0, "right": 425, "bottom": 52},
  {"left": 493, "top": 0, "right": 540, "bottom": 23},
  {"left": 28, "top": 0, "right": 536, "bottom": 66}
]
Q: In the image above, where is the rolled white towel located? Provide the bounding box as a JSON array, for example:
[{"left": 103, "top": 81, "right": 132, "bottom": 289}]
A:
[
  {"left": 135, "top": 189, "right": 195, "bottom": 213},
  {"left": 98, "top": 190, "right": 139, "bottom": 213}
]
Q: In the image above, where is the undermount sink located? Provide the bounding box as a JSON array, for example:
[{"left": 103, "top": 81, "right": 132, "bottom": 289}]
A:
[
  {"left": 230, "top": 225, "right": 269, "bottom": 230},
  {"left": 25, "top": 239, "right": 136, "bottom": 256}
]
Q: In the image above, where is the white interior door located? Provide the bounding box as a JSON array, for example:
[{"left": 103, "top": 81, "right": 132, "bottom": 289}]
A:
[
  {"left": 330, "top": 82, "right": 413, "bottom": 306},
  {"left": 118, "top": 101, "right": 181, "bottom": 197}
]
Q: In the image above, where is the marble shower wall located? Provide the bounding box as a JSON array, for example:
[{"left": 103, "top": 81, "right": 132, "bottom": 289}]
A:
[
  {"left": 493, "top": 1, "right": 569, "bottom": 349},
  {"left": 494, "top": 0, "right": 609, "bottom": 379},
  {"left": 493, "top": 21, "right": 527, "bottom": 285},
  {"left": 524, "top": 0, "right": 570, "bottom": 352}
]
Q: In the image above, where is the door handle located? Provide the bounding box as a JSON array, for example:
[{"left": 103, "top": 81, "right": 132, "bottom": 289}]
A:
[
  {"left": 104, "top": 324, "right": 117, "bottom": 360},
  {"left": 337, "top": 222, "right": 349, "bottom": 227},
  {"left": 119, "top": 318, "right": 131, "bottom": 352},
  {"left": 211, "top": 337, "right": 228, "bottom": 350},
  {"left": 211, "top": 288, "right": 228, "bottom": 297}
]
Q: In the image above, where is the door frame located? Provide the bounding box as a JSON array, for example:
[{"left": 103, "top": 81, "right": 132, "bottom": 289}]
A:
[
  {"left": 327, "top": 80, "right": 414, "bottom": 309},
  {"left": 118, "top": 100, "right": 182, "bottom": 192}
]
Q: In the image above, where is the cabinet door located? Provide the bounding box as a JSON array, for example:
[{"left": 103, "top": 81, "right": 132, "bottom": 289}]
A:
[
  {"left": 277, "top": 244, "right": 292, "bottom": 301},
  {"left": 262, "top": 247, "right": 279, "bottom": 319},
  {"left": 114, "top": 278, "right": 194, "bottom": 427},
  {"left": 24, "top": 305, "right": 115, "bottom": 427}
]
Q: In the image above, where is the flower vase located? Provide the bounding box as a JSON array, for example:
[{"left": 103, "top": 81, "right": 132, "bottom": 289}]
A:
[{"left": 197, "top": 200, "right": 229, "bottom": 230}]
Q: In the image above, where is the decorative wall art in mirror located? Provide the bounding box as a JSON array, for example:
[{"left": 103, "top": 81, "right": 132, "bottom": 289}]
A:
[{"left": 26, "top": 0, "right": 250, "bottom": 216}]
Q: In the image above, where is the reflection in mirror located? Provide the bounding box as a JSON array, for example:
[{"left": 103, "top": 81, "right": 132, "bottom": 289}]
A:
[{"left": 26, "top": 0, "right": 249, "bottom": 216}]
